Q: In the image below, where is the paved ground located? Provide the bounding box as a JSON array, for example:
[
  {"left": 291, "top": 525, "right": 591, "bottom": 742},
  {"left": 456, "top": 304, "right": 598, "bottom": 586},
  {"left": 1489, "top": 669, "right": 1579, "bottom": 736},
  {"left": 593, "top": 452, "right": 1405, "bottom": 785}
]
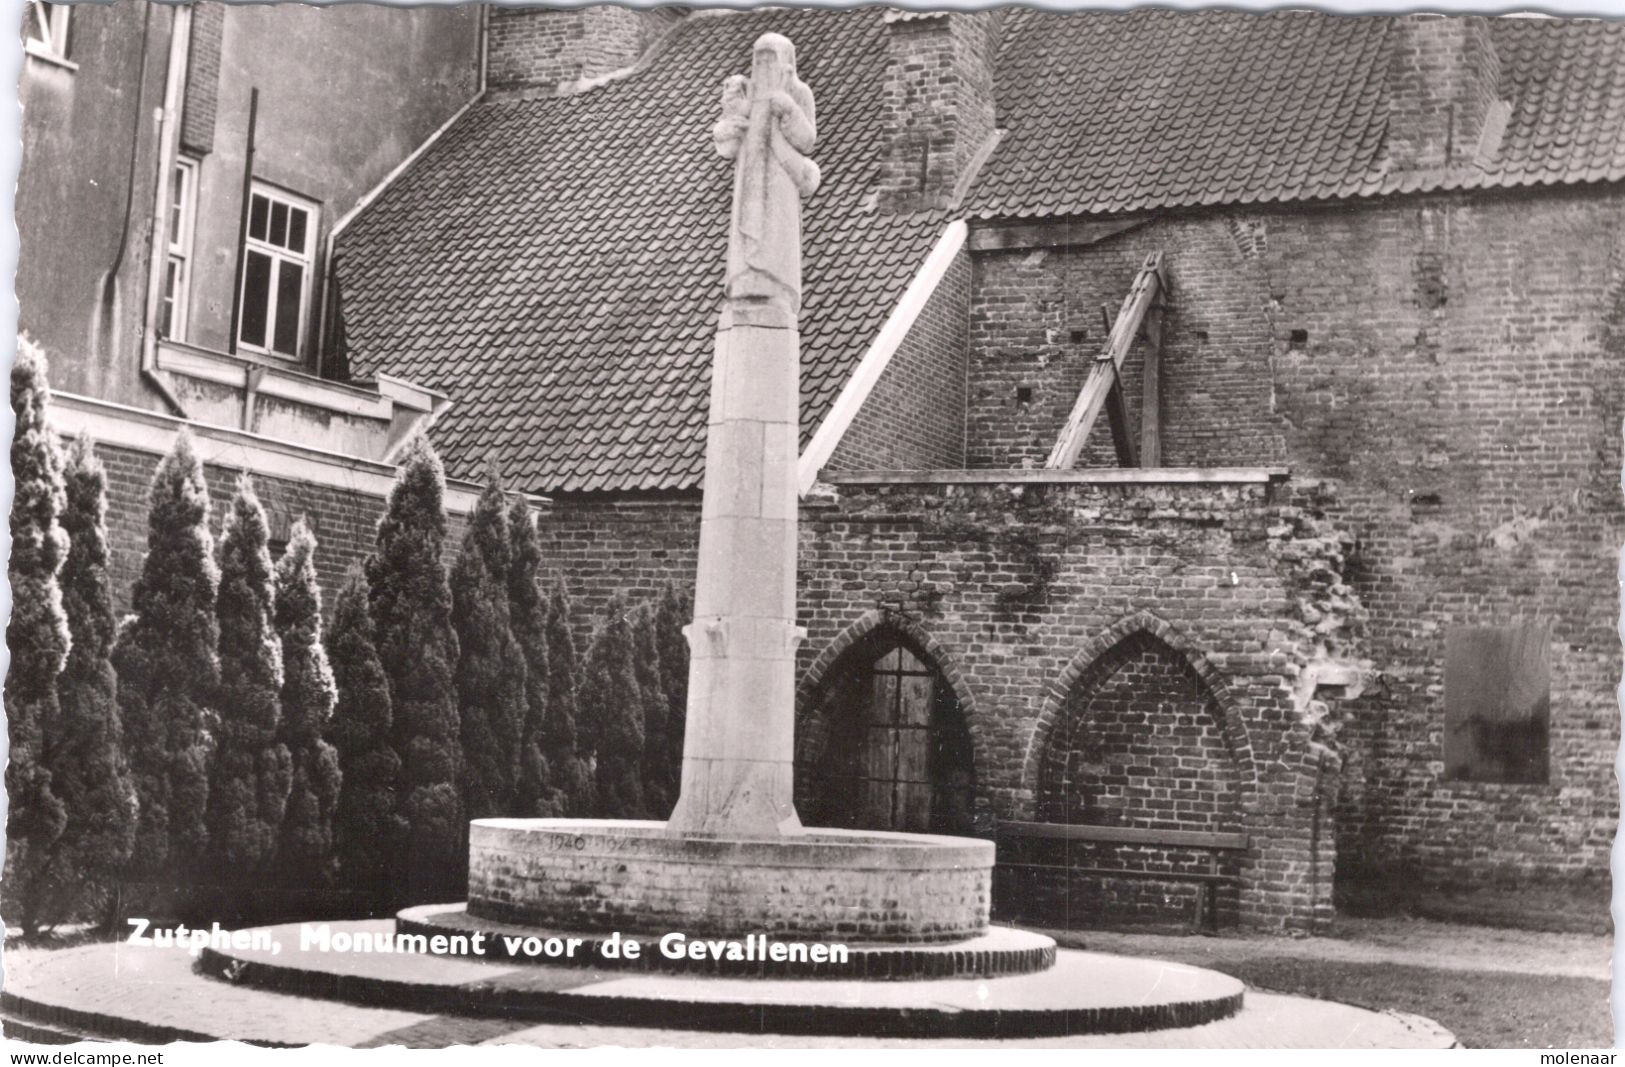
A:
[
  {"left": 480, "top": 995, "right": 1451, "bottom": 1049},
  {"left": 0, "top": 935, "right": 1454, "bottom": 1049},
  {"left": 1056, "top": 914, "right": 1612, "bottom": 981}
]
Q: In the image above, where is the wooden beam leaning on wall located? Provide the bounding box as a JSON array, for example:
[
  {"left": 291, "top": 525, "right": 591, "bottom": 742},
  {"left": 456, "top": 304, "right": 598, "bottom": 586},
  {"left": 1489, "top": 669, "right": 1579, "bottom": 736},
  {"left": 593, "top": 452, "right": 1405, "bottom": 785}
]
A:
[
  {"left": 1141, "top": 286, "right": 1166, "bottom": 467},
  {"left": 1045, "top": 251, "right": 1166, "bottom": 470}
]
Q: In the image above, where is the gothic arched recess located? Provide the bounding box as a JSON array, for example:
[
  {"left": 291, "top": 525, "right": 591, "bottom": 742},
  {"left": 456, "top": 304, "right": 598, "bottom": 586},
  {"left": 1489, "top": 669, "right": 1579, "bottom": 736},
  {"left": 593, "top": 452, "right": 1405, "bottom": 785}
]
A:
[
  {"left": 795, "top": 626, "right": 977, "bottom": 836},
  {"left": 1021, "top": 628, "right": 1253, "bottom": 929}
]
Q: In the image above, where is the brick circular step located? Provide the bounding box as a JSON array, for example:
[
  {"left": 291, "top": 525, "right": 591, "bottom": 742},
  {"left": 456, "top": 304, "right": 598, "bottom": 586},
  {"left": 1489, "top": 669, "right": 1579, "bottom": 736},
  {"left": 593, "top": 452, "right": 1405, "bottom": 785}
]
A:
[
  {"left": 396, "top": 903, "right": 1057, "bottom": 980},
  {"left": 189, "top": 920, "right": 1247, "bottom": 1039}
]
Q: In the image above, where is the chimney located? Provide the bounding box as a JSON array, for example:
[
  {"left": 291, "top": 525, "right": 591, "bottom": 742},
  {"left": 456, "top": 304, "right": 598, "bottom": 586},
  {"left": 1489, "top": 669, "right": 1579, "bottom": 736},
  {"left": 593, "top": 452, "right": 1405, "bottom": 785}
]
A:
[
  {"left": 878, "top": 10, "right": 1002, "bottom": 213},
  {"left": 486, "top": 5, "right": 683, "bottom": 93},
  {"left": 1385, "top": 15, "right": 1503, "bottom": 171}
]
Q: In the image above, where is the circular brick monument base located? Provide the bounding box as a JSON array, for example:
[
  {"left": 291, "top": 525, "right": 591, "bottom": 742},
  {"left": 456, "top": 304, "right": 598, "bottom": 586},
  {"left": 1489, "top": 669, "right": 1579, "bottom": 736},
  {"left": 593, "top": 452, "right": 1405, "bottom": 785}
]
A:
[
  {"left": 396, "top": 903, "right": 1057, "bottom": 980},
  {"left": 467, "top": 818, "right": 994, "bottom": 943}
]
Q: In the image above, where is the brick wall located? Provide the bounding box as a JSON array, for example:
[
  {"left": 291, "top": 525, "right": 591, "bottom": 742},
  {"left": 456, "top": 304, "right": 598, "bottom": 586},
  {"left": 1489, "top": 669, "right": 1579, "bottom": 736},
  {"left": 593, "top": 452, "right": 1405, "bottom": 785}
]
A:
[
  {"left": 796, "top": 476, "right": 1360, "bottom": 931},
  {"left": 1261, "top": 188, "right": 1624, "bottom": 901},
  {"left": 487, "top": 6, "right": 678, "bottom": 92},
  {"left": 95, "top": 441, "right": 470, "bottom": 622},
  {"left": 1018, "top": 631, "right": 1251, "bottom": 928},
  {"left": 828, "top": 250, "right": 970, "bottom": 471},
  {"left": 1036, "top": 631, "right": 1247, "bottom": 833},
  {"left": 529, "top": 493, "right": 703, "bottom": 647},
  {"left": 1385, "top": 15, "right": 1502, "bottom": 171},
  {"left": 181, "top": 3, "right": 225, "bottom": 157},
  {"left": 93, "top": 451, "right": 702, "bottom": 662},
  {"left": 967, "top": 217, "right": 1286, "bottom": 471},
  {"left": 469, "top": 822, "right": 991, "bottom": 942},
  {"left": 965, "top": 184, "right": 1625, "bottom": 904},
  {"left": 878, "top": 11, "right": 1001, "bottom": 212}
]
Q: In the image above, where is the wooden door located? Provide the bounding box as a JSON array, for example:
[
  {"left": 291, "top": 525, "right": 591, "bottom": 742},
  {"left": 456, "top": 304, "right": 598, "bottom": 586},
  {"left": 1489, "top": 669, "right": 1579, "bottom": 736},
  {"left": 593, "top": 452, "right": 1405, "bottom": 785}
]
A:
[{"left": 812, "top": 641, "right": 974, "bottom": 835}]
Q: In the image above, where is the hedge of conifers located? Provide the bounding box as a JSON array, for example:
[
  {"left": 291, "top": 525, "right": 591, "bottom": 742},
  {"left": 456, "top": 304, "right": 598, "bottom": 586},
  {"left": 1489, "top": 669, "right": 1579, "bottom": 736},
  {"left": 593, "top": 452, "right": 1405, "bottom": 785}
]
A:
[{"left": 3, "top": 343, "right": 690, "bottom": 935}]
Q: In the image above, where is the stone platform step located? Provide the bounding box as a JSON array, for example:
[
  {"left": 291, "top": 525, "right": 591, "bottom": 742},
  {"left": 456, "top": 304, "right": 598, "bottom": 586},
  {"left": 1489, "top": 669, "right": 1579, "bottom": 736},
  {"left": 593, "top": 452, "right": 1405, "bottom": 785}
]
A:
[
  {"left": 0, "top": 1010, "right": 104, "bottom": 1045},
  {"left": 396, "top": 904, "right": 1057, "bottom": 980},
  {"left": 193, "top": 920, "right": 1240, "bottom": 1037},
  {"left": 0, "top": 937, "right": 1457, "bottom": 1048}
]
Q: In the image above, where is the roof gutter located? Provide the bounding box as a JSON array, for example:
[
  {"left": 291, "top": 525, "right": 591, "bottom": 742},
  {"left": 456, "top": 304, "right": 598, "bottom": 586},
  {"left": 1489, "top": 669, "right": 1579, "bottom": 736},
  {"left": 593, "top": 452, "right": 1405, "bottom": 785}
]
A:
[
  {"left": 316, "top": 4, "right": 489, "bottom": 377},
  {"left": 796, "top": 218, "right": 968, "bottom": 496}
]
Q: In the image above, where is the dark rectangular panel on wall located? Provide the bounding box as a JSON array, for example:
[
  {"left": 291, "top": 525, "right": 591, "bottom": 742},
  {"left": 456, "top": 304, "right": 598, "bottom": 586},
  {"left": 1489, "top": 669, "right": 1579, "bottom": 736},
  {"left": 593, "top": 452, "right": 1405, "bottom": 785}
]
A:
[
  {"left": 1444, "top": 622, "right": 1552, "bottom": 784},
  {"left": 181, "top": 3, "right": 225, "bottom": 157}
]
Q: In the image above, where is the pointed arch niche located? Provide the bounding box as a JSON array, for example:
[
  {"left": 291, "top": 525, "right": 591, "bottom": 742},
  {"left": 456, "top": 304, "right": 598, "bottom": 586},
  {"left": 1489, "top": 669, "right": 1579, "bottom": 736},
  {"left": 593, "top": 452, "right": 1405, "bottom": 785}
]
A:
[
  {"left": 1015, "top": 621, "right": 1256, "bottom": 929},
  {"left": 795, "top": 620, "right": 978, "bottom": 836}
]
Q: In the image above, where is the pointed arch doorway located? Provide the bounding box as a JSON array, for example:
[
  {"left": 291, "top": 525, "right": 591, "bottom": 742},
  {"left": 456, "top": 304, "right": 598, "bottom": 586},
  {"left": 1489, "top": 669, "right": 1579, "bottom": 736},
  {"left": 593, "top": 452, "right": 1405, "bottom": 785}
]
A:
[{"left": 798, "top": 632, "right": 976, "bottom": 836}]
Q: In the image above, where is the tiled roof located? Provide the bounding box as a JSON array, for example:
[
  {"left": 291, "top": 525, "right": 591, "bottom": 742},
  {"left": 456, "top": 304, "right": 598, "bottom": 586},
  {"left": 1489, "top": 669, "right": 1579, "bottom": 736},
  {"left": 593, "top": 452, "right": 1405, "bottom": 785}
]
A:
[
  {"left": 339, "top": 9, "right": 1625, "bottom": 494},
  {"left": 967, "top": 10, "right": 1625, "bottom": 219},
  {"left": 336, "top": 8, "right": 946, "bottom": 495}
]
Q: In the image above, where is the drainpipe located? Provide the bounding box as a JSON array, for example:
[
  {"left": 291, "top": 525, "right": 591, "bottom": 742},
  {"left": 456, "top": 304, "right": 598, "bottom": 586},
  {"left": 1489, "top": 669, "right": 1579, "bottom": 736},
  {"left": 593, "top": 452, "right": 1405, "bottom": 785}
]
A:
[{"left": 140, "top": 3, "right": 192, "bottom": 418}]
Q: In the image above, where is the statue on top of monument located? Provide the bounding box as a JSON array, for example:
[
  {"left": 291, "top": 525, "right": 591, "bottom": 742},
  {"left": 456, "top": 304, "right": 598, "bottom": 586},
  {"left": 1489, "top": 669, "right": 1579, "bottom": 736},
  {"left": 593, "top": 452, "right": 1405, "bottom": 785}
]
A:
[{"left": 714, "top": 33, "right": 819, "bottom": 320}]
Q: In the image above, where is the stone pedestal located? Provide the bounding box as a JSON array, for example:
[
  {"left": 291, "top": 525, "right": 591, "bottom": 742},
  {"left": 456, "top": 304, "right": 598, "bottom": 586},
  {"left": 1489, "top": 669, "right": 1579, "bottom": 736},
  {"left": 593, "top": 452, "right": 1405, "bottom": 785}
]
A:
[
  {"left": 666, "top": 305, "right": 805, "bottom": 838},
  {"left": 465, "top": 819, "right": 995, "bottom": 943}
]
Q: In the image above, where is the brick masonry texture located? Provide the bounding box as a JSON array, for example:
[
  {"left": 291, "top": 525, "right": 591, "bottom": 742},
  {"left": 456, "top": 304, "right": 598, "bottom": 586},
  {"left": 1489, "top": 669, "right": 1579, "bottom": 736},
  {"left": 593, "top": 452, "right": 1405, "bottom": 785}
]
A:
[
  {"left": 467, "top": 823, "right": 991, "bottom": 942},
  {"left": 94, "top": 442, "right": 692, "bottom": 649},
  {"left": 487, "top": 6, "right": 680, "bottom": 91},
  {"left": 528, "top": 494, "right": 702, "bottom": 649},
  {"left": 1018, "top": 632, "right": 1250, "bottom": 928},
  {"left": 878, "top": 12, "right": 1001, "bottom": 213},
  {"left": 829, "top": 250, "right": 970, "bottom": 471},
  {"left": 1385, "top": 16, "right": 1501, "bottom": 171},
  {"left": 795, "top": 479, "right": 1356, "bottom": 931},
  {"left": 180, "top": 4, "right": 225, "bottom": 157},
  {"left": 964, "top": 184, "right": 1624, "bottom": 903},
  {"left": 95, "top": 442, "right": 469, "bottom": 622}
]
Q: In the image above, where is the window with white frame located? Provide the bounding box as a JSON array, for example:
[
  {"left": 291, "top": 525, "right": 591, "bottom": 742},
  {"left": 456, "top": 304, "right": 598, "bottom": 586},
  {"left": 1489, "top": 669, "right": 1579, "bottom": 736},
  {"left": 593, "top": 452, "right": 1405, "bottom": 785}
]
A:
[
  {"left": 160, "top": 156, "right": 199, "bottom": 341},
  {"left": 23, "top": 1, "right": 71, "bottom": 66},
  {"left": 237, "top": 183, "right": 318, "bottom": 360}
]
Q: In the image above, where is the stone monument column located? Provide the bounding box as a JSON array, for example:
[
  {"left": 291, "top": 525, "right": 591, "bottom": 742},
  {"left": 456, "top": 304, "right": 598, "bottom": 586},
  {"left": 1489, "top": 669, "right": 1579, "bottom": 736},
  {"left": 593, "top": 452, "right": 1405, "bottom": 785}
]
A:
[{"left": 665, "top": 33, "right": 820, "bottom": 838}]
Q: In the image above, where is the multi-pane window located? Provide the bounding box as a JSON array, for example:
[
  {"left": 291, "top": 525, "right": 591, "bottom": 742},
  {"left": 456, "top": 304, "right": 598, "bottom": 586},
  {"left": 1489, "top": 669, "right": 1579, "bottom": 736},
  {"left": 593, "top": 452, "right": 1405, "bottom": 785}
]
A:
[
  {"left": 237, "top": 184, "right": 317, "bottom": 360},
  {"left": 23, "top": 1, "right": 71, "bottom": 65},
  {"left": 160, "top": 157, "right": 199, "bottom": 341},
  {"left": 1444, "top": 622, "right": 1552, "bottom": 785}
]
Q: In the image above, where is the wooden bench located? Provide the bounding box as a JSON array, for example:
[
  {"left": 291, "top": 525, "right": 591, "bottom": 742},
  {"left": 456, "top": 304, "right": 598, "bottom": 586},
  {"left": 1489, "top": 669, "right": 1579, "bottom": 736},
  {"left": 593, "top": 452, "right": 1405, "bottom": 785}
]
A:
[{"left": 995, "top": 821, "right": 1251, "bottom": 933}]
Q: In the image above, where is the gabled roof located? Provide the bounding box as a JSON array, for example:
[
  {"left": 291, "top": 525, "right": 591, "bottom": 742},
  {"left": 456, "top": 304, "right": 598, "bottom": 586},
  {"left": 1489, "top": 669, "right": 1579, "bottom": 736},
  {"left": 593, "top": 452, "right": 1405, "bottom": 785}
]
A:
[
  {"left": 336, "top": 8, "right": 946, "bottom": 495},
  {"left": 967, "top": 10, "right": 1625, "bottom": 219},
  {"left": 338, "top": 9, "right": 1625, "bottom": 495}
]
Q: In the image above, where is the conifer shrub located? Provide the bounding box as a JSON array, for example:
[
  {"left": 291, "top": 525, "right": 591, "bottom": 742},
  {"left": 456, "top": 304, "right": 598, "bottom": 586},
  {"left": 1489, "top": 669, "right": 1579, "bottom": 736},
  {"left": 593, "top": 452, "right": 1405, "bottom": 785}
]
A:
[
  {"left": 207, "top": 478, "right": 291, "bottom": 908},
  {"left": 4, "top": 340, "right": 71, "bottom": 935},
  {"left": 35, "top": 436, "right": 139, "bottom": 930},
  {"left": 273, "top": 520, "right": 342, "bottom": 906},
  {"left": 647, "top": 582, "right": 691, "bottom": 816},
  {"left": 541, "top": 577, "right": 594, "bottom": 815},
  {"left": 506, "top": 499, "right": 554, "bottom": 817},
  {"left": 578, "top": 595, "right": 646, "bottom": 818},
  {"left": 366, "top": 433, "right": 463, "bottom": 902},
  {"left": 327, "top": 569, "right": 403, "bottom": 914},
  {"left": 452, "top": 471, "right": 527, "bottom": 821},
  {"left": 630, "top": 606, "right": 666, "bottom": 820},
  {"left": 112, "top": 429, "right": 221, "bottom": 909}
]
